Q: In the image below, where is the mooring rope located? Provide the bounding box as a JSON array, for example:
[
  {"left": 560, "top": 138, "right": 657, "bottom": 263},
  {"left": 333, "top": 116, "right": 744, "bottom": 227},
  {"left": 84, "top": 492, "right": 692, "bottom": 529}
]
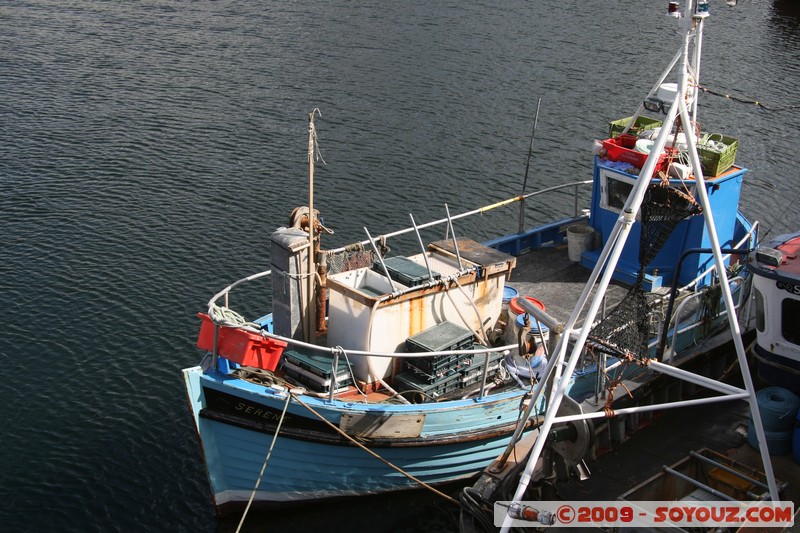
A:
[
  {"left": 697, "top": 85, "right": 800, "bottom": 111},
  {"left": 235, "top": 392, "right": 293, "bottom": 533},
  {"left": 289, "top": 392, "right": 460, "bottom": 506}
]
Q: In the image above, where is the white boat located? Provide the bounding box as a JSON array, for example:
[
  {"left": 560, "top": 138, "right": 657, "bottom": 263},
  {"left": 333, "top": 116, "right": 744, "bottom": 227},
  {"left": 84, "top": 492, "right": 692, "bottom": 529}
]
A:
[{"left": 749, "top": 231, "right": 800, "bottom": 396}]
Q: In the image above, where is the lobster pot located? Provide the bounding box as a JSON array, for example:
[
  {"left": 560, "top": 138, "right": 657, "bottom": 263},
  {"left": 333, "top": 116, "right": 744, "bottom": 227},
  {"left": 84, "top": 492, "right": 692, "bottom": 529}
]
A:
[{"left": 587, "top": 161, "right": 746, "bottom": 290}]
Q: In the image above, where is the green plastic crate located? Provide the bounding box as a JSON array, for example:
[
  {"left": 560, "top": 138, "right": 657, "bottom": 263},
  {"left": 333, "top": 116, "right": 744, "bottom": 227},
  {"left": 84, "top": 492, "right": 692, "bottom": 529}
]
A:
[
  {"left": 698, "top": 133, "right": 738, "bottom": 177},
  {"left": 608, "top": 116, "right": 663, "bottom": 138}
]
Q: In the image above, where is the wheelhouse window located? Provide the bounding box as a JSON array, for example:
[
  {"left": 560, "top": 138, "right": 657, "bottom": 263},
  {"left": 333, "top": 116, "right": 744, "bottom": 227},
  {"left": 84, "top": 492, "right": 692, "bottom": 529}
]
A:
[
  {"left": 599, "top": 167, "right": 697, "bottom": 219},
  {"left": 781, "top": 297, "right": 800, "bottom": 345},
  {"left": 754, "top": 288, "right": 765, "bottom": 333},
  {"left": 600, "top": 169, "right": 636, "bottom": 214}
]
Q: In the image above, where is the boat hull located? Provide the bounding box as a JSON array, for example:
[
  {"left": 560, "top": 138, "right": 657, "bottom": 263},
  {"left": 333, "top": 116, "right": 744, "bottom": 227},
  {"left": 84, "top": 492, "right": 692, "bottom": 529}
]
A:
[
  {"left": 183, "top": 365, "right": 533, "bottom": 514},
  {"left": 754, "top": 343, "right": 800, "bottom": 397},
  {"left": 749, "top": 231, "right": 800, "bottom": 396}
]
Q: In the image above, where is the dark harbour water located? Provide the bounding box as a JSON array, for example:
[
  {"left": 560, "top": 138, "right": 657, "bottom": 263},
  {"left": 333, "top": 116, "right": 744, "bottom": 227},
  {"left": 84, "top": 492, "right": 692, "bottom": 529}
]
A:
[{"left": 2, "top": 1, "right": 799, "bottom": 531}]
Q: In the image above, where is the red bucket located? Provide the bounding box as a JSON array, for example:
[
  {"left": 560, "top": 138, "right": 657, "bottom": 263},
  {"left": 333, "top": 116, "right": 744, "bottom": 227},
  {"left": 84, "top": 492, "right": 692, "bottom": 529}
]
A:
[
  {"left": 508, "top": 296, "right": 546, "bottom": 317},
  {"left": 602, "top": 134, "right": 677, "bottom": 173}
]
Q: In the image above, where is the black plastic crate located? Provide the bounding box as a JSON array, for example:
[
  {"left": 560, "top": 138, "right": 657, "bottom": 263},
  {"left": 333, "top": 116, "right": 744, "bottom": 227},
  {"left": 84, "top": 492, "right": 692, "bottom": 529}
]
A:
[
  {"left": 395, "top": 350, "right": 504, "bottom": 400},
  {"left": 283, "top": 361, "right": 353, "bottom": 393},
  {"left": 284, "top": 349, "right": 349, "bottom": 380},
  {"left": 406, "top": 321, "right": 474, "bottom": 353},
  {"left": 406, "top": 356, "right": 471, "bottom": 383},
  {"left": 406, "top": 350, "right": 473, "bottom": 378},
  {"left": 406, "top": 344, "right": 503, "bottom": 381},
  {"left": 373, "top": 256, "right": 440, "bottom": 287},
  {"left": 405, "top": 321, "right": 476, "bottom": 377},
  {"left": 393, "top": 370, "right": 464, "bottom": 400},
  {"left": 460, "top": 361, "right": 501, "bottom": 389},
  {"left": 460, "top": 350, "right": 504, "bottom": 380}
]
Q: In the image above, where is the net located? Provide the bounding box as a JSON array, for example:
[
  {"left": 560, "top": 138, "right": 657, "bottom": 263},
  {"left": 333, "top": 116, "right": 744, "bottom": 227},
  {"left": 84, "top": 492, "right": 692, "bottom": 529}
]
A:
[
  {"left": 326, "top": 245, "right": 375, "bottom": 275},
  {"left": 588, "top": 181, "right": 702, "bottom": 363},
  {"left": 326, "top": 235, "right": 398, "bottom": 276}
]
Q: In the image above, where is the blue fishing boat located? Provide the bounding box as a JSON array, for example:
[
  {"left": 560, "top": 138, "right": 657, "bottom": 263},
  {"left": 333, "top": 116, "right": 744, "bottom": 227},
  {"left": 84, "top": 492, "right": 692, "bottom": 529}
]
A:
[{"left": 183, "top": 1, "right": 769, "bottom": 518}]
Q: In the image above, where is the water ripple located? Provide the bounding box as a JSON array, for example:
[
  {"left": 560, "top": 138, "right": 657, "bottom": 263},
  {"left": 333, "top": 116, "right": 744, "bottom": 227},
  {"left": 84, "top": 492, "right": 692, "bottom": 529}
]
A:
[{"left": 2, "top": 1, "right": 799, "bottom": 531}]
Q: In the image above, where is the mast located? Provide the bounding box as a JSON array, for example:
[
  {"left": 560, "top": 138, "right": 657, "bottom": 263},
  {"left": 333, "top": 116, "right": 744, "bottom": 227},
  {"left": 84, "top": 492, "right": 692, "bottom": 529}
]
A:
[
  {"left": 306, "top": 111, "right": 317, "bottom": 344},
  {"left": 691, "top": 3, "right": 705, "bottom": 121}
]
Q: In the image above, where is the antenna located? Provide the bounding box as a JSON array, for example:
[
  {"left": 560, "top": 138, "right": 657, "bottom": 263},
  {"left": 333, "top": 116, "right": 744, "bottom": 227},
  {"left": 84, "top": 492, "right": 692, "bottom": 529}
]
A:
[
  {"left": 444, "top": 204, "right": 464, "bottom": 270},
  {"left": 364, "top": 227, "right": 398, "bottom": 293},
  {"left": 409, "top": 214, "right": 435, "bottom": 281},
  {"left": 519, "top": 98, "right": 542, "bottom": 232}
]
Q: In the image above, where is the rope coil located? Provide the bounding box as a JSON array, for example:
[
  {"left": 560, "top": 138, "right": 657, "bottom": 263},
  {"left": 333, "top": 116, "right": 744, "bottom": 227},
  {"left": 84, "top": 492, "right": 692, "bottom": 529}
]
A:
[{"left": 754, "top": 387, "right": 800, "bottom": 432}]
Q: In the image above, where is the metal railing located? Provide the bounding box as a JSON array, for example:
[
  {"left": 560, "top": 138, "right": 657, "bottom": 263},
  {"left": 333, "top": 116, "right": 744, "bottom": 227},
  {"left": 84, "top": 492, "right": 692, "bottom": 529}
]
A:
[
  {"left": 203, "top": 182, "right": 595, "bottom": 402},
  {"left": 327, "top": 179, "right": 593, "bottom": 255},
  {"left": 663, "top": 276, "right": 747, "bottom": 362}
]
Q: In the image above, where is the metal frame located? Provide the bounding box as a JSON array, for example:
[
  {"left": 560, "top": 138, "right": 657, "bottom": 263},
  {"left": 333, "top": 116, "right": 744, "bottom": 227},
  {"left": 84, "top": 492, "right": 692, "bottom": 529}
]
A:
[{"left": 500, "top": 4, "right": 777, "bottom": 530}]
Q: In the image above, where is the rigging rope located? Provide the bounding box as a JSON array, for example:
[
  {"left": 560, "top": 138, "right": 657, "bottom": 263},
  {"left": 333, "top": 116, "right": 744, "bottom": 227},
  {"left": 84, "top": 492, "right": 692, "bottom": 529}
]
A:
[
  {"left": 697, "top": 85, "right": 800, "bottom": 111},
  {"left": 235, "top": 392, "right": 293, "bottom": 533},
  {"left": 289, "top": 392, "right": 460, "bottom": 506}
]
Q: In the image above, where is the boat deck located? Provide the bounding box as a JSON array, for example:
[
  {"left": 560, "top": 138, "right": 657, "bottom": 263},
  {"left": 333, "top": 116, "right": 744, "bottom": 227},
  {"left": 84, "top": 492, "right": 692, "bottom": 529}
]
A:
[
  {"left": 504, "top": 236, "right": 746, "bottom": 400},
  {"left": 504, "top": 241, "right": 631, "bottom": 329}
]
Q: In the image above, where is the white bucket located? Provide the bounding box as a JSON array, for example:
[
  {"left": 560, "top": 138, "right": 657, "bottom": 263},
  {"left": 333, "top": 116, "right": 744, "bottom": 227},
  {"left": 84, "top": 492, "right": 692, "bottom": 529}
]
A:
[
  {"left": 505, "top": 353, "right": 547, "bottom": 380},
  {"left": 567, "top": 225, "right": 595, "bottom": 262},
  {"left": 635, "top": 138, "right": 655, "bottom": 154},
  {"left": 505, "top": 296, "right": 546, "bottom": 344},
  {"left": 657, "top": 82, "right": 679, "bottom": 105},
  {"left": 515, "top": 314, "right": 549, "bottom": 342}
]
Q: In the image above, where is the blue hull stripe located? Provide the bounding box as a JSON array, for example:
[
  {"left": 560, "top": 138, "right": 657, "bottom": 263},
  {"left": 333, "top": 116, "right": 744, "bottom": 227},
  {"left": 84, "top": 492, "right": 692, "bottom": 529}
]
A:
[{"left": 203, "top": 415, "right": 519, "bottom": 499}]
